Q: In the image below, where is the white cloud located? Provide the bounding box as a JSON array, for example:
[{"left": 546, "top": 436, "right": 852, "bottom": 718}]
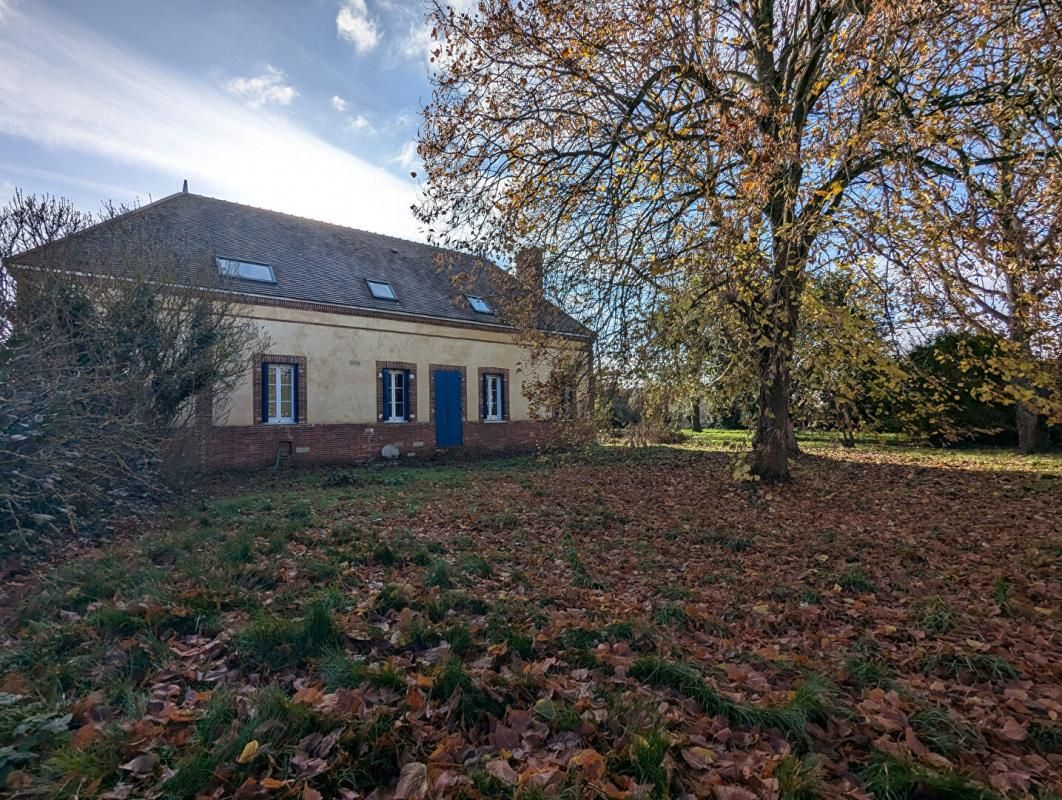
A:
[
  {"left": 225, "top": 64, "right": 298, "bottom": 108},
  {"left": 331, "top": 95, "right": 375, "bottom": 134},
  {"left": 336, "top": 0, "right": 379, "bottom": 54},
  {"left": 0, "top": 4, "right": 420, "bottom": 240},
  {"left": 393, "top": 140, "right": 419, "bottom": 171},
  {"left": 400, "top": 22, "right": 435, "bottom": 64},
  {"left": 399, "top": 0, "right": 476, "bottom": 66},
  {"left": 0, "top": 160, "right": 138, "bottom": 200},
  {"left": 347, "top": 114, "right": 373, "bottom": 133}
]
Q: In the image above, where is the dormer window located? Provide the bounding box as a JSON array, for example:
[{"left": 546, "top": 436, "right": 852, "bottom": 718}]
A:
[
  {"left": 466, "top": 294, "right": 494, "bottom": 314},
  {"left": 367, "top": 280, "right": 398, "bottom": 301},
  {"left": 216, "top": 257, "right": 276, "bottom": 283}
]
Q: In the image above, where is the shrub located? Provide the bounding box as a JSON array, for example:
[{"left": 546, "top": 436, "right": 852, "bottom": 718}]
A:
[
  {"left": 0, "top": 202, "right": 265, "bottom": 552},
  {"left": 624, "top": 420, "right": 689, "bottom": 447},
  {"left": 897, "top": 333, "right": 1015, "bottom": 447}
]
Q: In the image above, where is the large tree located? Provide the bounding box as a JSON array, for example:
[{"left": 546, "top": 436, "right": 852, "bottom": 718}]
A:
[
  {"left": 879, "top": 0, "right": 1061, "bottom": 451},
  {"left": 417, "top": 0, "right": 1010, "bottom": 479}
]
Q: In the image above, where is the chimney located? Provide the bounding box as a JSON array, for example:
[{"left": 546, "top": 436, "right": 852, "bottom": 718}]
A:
[
  {"left": 515, "top": 246, "right": 543, "bottom": 300},
  {"left": 182, "top": 179, "right": 188, "bottom": 193}
]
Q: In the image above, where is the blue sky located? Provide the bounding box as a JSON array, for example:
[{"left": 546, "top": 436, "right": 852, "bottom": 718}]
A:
[{"left": 0, "top": 0, "right": 450, "bottom": 239}]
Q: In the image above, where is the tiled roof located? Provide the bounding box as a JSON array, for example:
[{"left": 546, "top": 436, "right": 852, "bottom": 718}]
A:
[{"left": 11, "top": 192, "right": 588, "bottom": 337}]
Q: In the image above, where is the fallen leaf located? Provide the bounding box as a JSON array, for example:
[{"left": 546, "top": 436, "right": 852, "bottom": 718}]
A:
[
  {"left": 681, "top": 746, "right": 715, "bottom": 770},
  {"left": 119, "top": 753, "right": 157, "bottom": 775},
  {"left": 394, "top": 761, "right": 428, "bottom": 799},
  {"left": 485, "top": 758, "right": 518, "bottom": 786},
  {"left": 568, "top": 749, "right": 606, "bottom": 782},
  {"left": 236, "top": 740, "right": 260, "bottom": 764},
  {"left": 714, "top": 787, "right": 757, "bottom": 800},
  {"left": 997, "top": 717, "right": 1026, "bottom": 742}
]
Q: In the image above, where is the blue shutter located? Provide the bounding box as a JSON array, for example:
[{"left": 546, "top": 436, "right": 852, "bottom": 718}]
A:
[
  {"left": 481, "top": 374, "right": 488, "bottom": 419},
  {"left": 381, "top": 368, "right": 390, "bottom": 420},
  {"left": 499, "top": 375, "right": 506, "bottom": 420},
  {"left": 291, "top": 364, "right": 299, "bottom": 423},
  {"left": 260, "top": 363, "right": 269, "bottom": 422},
  {"left": 403, "top": 370, "right": 411, "bottom": 421}
]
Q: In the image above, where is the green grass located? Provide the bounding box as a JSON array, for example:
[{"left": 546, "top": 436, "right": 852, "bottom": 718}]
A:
[
  {"left": 683, "top": 429, "right": 1062, "bottom": 475},
  {"left": 910, "top": 705, "right": 979, "bottom": 757},
  {"left": 921, "top": 651, "right": 1019, "bottom": 682},
  {"left": 862, "top": 755, "right": 997, "bottom": 800},
  {"left": 625, "top": 729, "right": 671, "bottom": 799},
  {"left": 916, "top": 595, "right": 959, "bottom": 634},
  {"left": 776, "top": 754, "right": 825, "bottom": 800},
  {"left": 4, "top": 436, "right": 1057, "bottom": 798},
  {"left": 235, "top": 599, "right": 340, "bottom": 670},
  {"left": 459, "top": 553, "right": 493, "bottom": 578},
  {"left": 425, "top": 559, "right": 453, "bottom": 589},
  {"left": 652, "top": 602, "right": 690, "bottom": 628},
  {"left": 430, "top": 659, "right": 502, "bottom": 727},
  {"left": 628, "top": 656, "right": 837, "bottom": 742},
  {"left": 837, "top": 567, "right": 875, "bottom": 593},
  {"left": 844, "top": 654, "right": 892, "bottom": 689},
  {"left": 373, "top": 583, "right": 412, "bottom": 615}
]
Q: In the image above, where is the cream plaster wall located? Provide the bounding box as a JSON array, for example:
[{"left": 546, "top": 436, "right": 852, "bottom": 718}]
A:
[{"left": 220, "top": 303, "right": 587, "bottom": 426}]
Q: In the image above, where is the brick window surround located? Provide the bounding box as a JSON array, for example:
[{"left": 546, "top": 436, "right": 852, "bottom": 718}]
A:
[
  {"left": 376, "top": 360, "right": 418, "bottom": 423},
  {"left": 477, "top": 366, "right": 510, "bottom": 421},
  {"left": 253, "top": 353, "right": 307, "bottom": 424},
  {"left": 429, "top": 364, "right": 468, "bottom": 422}
]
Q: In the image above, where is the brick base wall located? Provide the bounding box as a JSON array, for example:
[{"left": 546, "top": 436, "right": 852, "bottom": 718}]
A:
[{"left": 186, "top": 420, "right": 581, "bottom": 471}]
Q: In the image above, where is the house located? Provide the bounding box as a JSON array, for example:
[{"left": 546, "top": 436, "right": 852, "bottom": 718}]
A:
[{"left": 9, "top": 190, "right": 593, "bottom": 469}]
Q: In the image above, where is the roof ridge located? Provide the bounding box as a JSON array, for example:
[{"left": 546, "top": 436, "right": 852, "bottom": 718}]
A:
[{"left": 184, "top": 192, "right": 472, "bottom": 258}]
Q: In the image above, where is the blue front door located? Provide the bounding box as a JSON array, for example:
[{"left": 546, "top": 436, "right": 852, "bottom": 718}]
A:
[{"left": 434, "top": 370, "right": 463, "bottom": 447}]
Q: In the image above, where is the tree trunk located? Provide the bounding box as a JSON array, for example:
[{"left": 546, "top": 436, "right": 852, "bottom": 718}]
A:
[
  {"left": 691, "top": 398, "right": 703, "bottom": 432},
  {"left": 752, "top": 359, "right": 792, "bottom": 481},
  {"left": 785, "top": 413, "right": 799, "bottom": 454},
  {"left": 1015, "top": 400, "right": 1045, "bottom": 453}
]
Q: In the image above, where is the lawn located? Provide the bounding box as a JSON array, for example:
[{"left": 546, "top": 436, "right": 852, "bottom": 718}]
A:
[{"left": 1, "top": 435, "right": 1059, "bottom": 799}]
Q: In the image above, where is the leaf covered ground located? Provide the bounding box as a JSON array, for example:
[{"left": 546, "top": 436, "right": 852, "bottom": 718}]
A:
[{"left": 1, "top": 434, "right": 1060, "bottom": 800}]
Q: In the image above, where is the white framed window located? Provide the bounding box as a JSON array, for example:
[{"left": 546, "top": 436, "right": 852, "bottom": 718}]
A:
[
  {"left": 367, "top": 280, "right": 398, "bottom": 301},
  {"left": 484, "top": 373, "right": 503, "bottom": 421},
  {"left": 265, "top": 363, "right": 295, "bottom": 423},
  {"left": 466, "top": 294, "right": 494, "bottom": 314},
  {"left": 217, "top": 257, "right": 276, "bottom": 283},
  {"left": 383, "top": 368, "right": 408, "bottom": 422}
]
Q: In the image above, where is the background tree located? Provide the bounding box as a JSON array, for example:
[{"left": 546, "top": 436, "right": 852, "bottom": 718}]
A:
[
  {"left": 878, "top": 0, "right": 1061, "bottom": 452},
  {"left": 0, "top": 190, "right": 93, "bottom": 339},
  {"left": 789, "top": 271, "right": 902, "bottom": 446},
  {"left": 0, "top": 190, "right": 265, "bottom": 551},
  {"left": 418, "top": 0, "right": 1011, "bottom": 480}
]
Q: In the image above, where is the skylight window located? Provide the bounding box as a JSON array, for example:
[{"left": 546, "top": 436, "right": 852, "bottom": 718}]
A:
[
  {"left": 216, "top": 257, "right": 276, "bottom": 283},
  {"left": 367, "top": 280, "right": 398, "bottom": 301},
  {"left": 466, "top": 294, "right": 494, "bottom": 314}
]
